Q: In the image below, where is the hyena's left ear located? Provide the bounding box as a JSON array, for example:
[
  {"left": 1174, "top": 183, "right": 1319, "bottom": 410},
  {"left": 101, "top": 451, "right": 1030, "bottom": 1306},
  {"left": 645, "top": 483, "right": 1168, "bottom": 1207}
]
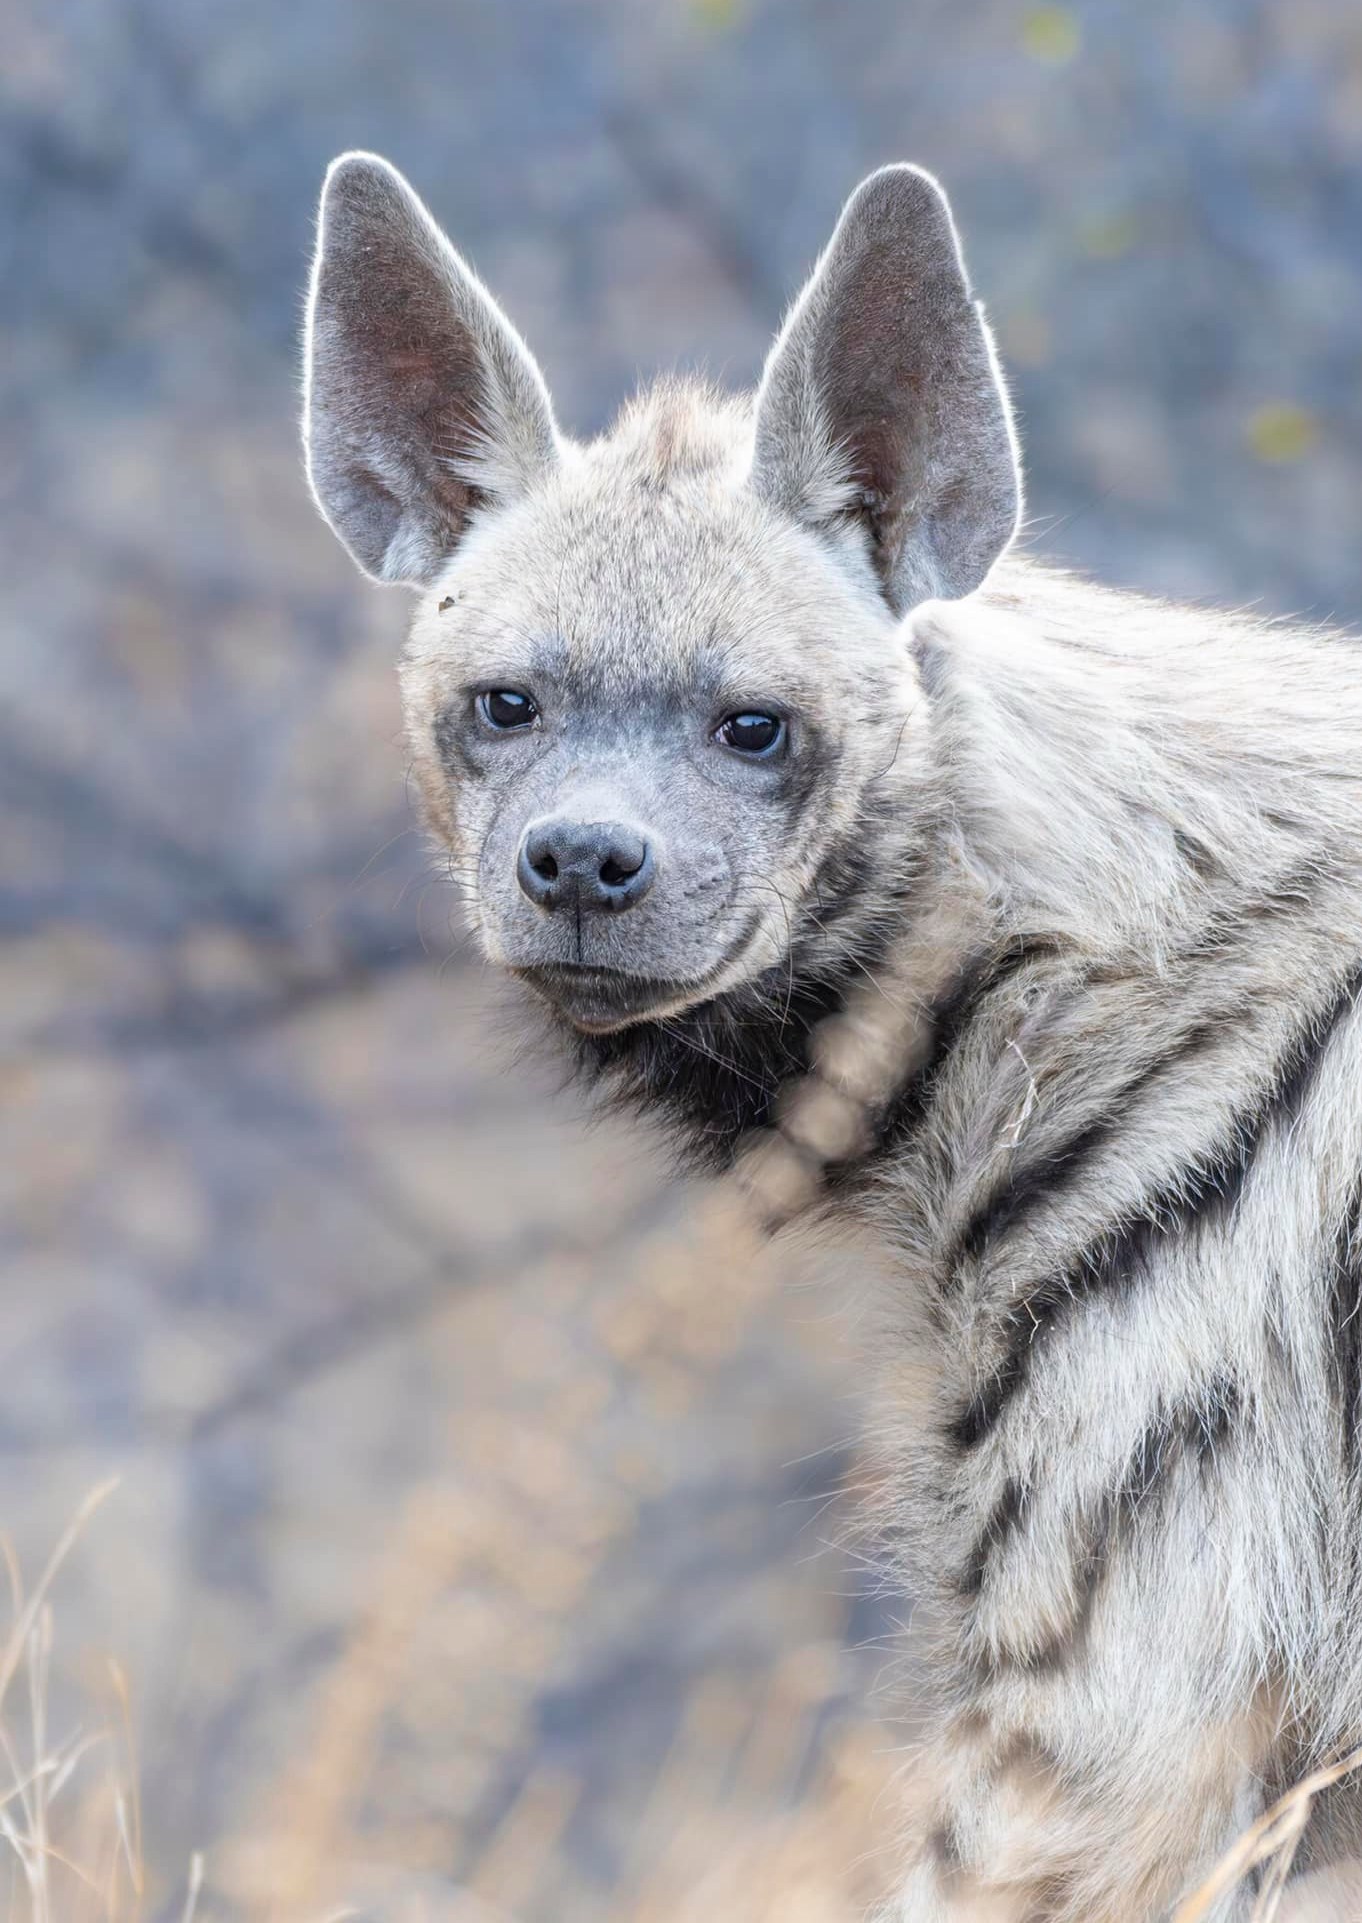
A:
[
  {"left": 303, "top": 152, "right": 559, "bottom": 586},
  {"left": 750, "top": 165, "right": 1020, "bottom": 614}
]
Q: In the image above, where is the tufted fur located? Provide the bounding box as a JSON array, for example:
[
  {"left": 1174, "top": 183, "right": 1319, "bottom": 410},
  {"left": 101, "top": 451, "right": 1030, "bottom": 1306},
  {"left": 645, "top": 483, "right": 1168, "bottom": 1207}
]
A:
[{"left": 303, "top": 154, "right": 1362, "bottom": 1918}]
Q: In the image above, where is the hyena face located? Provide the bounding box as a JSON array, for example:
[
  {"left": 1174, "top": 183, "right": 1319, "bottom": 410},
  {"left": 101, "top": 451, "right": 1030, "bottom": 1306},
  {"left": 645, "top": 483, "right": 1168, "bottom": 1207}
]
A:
[
  {"left": 397, "top": 453, "right": 924, "bottom": 1030},
  {"left": 304, "top": 154, "right": 1020, "bottom": 1032}
]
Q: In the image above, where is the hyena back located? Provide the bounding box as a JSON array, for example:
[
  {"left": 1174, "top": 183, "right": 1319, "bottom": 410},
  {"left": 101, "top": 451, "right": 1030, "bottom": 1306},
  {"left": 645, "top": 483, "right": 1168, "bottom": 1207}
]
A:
[{"left": 302, "top": 153, "right": 1362, "bottom": 1918}]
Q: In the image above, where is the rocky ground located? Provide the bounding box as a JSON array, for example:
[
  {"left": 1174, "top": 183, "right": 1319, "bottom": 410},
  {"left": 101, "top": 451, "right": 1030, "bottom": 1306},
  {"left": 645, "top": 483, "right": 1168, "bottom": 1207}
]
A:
[{"left": 3, "top": 1, "right": 1361, "bottom": 1916}]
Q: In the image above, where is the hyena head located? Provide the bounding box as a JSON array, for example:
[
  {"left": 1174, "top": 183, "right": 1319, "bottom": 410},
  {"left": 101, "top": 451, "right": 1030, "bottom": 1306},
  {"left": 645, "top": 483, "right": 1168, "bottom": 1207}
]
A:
[{"left": 303, "top": 154, "right": 1019, "bottom": 1054}]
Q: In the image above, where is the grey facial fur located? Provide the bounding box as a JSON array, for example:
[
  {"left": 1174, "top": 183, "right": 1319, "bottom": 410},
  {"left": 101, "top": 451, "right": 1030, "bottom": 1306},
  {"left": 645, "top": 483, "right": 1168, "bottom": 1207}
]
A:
[
  {"left": 407, "top": 458, "right": 928, "bottom": 1030},
  {"left": 303, "top": 155, "right": 1362, "bottom": 1917}
]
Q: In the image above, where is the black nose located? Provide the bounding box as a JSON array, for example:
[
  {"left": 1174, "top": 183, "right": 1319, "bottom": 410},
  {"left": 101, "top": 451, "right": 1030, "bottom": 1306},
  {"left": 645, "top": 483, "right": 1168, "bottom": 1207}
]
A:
[{"left": 517, "top": 818, "right": 656, "bottom": 913}]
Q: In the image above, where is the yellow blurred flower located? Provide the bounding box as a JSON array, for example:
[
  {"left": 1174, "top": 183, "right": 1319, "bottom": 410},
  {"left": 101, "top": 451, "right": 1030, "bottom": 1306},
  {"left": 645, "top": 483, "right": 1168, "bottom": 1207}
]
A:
[
  {"left": 1022, "top": 5, "right": 1081, "bottom": 65},
  {"left": 692, "top": 0, "right": 741, "bottom": 29},
  {"left": 1081, "top": 210, "right": 1140, "bottom": 260},
  {"left": 1246, "top": 403, "right": 1319, "bottom": 465}
]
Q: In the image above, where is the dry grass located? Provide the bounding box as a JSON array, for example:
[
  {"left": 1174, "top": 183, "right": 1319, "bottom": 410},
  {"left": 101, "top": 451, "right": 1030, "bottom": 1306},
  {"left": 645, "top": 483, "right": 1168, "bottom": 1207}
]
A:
[
  {"left": 0, "top": 1479, "right": 195, "bottom": 1923},
  {"left": 236, "top": 1192, "right": 909, "bottom": 1921},
  {"left": 1173, "top": 1748, "right": 1362, "bottom": 1923},
  {"left": 3, "top": 1479, "right": 1360, "bottom": 1920},
  {"left": 0, "top": 1483, "right": 900, "bottom": 1923}
]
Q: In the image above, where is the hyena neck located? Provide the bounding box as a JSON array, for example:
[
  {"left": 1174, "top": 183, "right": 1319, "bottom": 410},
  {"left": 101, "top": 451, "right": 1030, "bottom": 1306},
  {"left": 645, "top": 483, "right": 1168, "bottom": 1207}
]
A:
[{"left": 573, "top": 558, "right": 1362, "bottom": 1178}]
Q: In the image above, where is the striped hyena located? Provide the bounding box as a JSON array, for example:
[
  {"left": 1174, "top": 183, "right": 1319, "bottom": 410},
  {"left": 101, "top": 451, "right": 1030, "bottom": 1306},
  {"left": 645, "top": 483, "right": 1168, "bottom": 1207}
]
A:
[{"left": 302, "top": 153, "right": 1362, "bottom": 1918}]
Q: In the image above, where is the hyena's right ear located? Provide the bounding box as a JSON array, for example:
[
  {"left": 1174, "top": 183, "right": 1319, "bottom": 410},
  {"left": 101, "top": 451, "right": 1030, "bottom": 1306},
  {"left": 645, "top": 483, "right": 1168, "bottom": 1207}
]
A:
[
  {"left": 750, "top": 165, "right": 1021, "bottom": 615},
  {"left": 303, "top": 153, "right": 559, "bottom": 586}
]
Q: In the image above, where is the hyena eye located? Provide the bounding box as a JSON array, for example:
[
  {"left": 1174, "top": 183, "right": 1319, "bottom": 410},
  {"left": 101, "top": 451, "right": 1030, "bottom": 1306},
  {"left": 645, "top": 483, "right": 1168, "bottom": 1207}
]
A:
[
  {"left": 714, "top": 711, "right": 785, "bottom": 757},
  {"left": 479, "top": 689, "right": 539, "bottom": 730}
]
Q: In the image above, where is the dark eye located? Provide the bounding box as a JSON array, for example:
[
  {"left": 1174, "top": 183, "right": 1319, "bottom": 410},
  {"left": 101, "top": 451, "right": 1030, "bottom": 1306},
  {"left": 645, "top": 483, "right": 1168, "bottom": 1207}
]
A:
[
  {"left": 479, "top": 689, "right": 539, "bottom": 731},
  {"left": 715, "top": 711, "right": 785, "bottom": 757}
]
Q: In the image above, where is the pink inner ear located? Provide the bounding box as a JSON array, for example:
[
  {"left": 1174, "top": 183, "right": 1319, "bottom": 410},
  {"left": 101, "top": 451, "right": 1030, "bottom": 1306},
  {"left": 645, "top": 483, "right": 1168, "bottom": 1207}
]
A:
[
  {"left": 388, "top": 348, "right": 437, "bottom": 380},
  {"left": 748, "top": 165, "right": 1019, "bottom": 609},
  {"left": 307, "top": 154, "right": 564, "bottom": 585}
]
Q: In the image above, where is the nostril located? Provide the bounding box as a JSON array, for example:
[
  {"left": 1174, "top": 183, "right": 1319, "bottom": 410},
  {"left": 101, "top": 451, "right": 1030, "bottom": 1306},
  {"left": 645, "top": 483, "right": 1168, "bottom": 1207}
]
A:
[
  {"left": 599, "top": 832, "right": 647, "bottom": 889},
  {"left": 518, "top": 828, "right": 563, "bottom": 907}
]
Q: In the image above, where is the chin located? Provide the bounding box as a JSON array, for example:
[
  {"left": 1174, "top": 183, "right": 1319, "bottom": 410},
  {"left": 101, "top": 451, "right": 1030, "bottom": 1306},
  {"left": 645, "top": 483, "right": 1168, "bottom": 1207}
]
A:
[
  {"left": 512, "top": 963, "right": 710, "bottom": 1034},
  {"left": 504, "top": 911, "right": 775, "bottom": 1033},
  {"left": 515, "top": 922, "right": 774, "bottom": 1031}
]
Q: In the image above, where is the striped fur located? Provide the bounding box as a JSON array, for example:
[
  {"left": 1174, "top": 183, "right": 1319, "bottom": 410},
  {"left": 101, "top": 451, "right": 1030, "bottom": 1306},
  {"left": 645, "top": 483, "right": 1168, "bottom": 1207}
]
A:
[{"left": 304, "top": 154, "right": 1362, "bottom": 1918}]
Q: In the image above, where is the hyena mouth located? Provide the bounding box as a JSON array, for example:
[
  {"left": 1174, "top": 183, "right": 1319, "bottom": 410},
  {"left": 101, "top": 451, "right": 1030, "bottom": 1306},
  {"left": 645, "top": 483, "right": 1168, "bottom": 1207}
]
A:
[
  {"left": 514, "top": 922, "right": 760, "bottom": 1033},
  {"left": 513, "top": 963, "right": 695, "bottom": 1032}
]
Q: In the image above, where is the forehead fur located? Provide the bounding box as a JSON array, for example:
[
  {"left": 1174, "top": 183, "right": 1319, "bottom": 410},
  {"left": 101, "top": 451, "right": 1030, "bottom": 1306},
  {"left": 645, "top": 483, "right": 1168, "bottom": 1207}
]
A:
[
  {"left": 405, "top": 376, "right": 897, "bottom": 705},
  {"left": 595, "top": 375, "right": 752, "bottom": 487}
]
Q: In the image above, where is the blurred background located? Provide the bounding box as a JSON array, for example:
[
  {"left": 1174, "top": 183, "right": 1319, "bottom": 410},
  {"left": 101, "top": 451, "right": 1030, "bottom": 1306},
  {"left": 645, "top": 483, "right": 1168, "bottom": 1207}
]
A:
[{"left": 3, "top": 1, "right": 1361, "bottom": 1917}]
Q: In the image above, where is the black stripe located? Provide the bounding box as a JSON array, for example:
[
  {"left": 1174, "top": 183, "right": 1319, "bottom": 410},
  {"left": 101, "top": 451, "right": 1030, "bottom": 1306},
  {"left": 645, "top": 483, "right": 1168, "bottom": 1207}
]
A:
[
  {"left": 1113, "top": 1406, "right": 1182, "bottom": 1519},
  {"left": 1186, "top": 860, "right": 1332, "bottom": 958},
  {"left": 1272, "top": 968, "right": 1362, "bottom": 1119},
  {"left": 949, "top": 967, "right": 1362, "bottom": 1454},
  {"left": 927, "top": 1823, "right": 962, "bottom": 1872},
  {"left": 953, "top": 879, "right": 1350, "bottom": 1277},
  {"left": 964, "top": 1379, "right": 1236, "bottom": 1599},
  {"left": 972, "top": 1379, "right": 1238, "bottom": 1667},
  {"left": 950, "top": 1133, "right": 1253, "bottom": 1451},
  {"left": 958, "top": 1474, "right": 1029, "bottom": 1598},
  {"left": 951, "top": 1016, "right": 1225, "bottom": 1274},
  {"left": 874, "top": 937, "right": 1061, "bottom": 1155},
  {"left": 1328, "top": 1176, "right": 1362, "bottom": 1467},
  {"left": 1095, "top": 1377, "right": 1239, "bottom": 1576},
  {"left": 947, "top": 1123, "right": 1253, "bottom": 1452},
  {"left": 1112, "top": 1377, "right": 1237, "bottom": 1521},
  {"left": 1173, "top": 828, "right": 1219, "bottom": 879},
  {"left": 1185, "top": 1373, "right": 1240, "bottom": 1463},
  {"left": 1057, "top": 1380, "right": 1239, "bottom": 1645}
]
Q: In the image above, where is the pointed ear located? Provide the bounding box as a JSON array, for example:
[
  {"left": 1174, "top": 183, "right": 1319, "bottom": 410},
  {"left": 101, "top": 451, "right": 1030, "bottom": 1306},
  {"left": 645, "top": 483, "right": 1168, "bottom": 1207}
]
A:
[
  {"left": 750, "top": 165, "right": 1020, "bottom": 614},
  {"left": 303, "top": 152, "right": 559, "bottom": 586}
]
